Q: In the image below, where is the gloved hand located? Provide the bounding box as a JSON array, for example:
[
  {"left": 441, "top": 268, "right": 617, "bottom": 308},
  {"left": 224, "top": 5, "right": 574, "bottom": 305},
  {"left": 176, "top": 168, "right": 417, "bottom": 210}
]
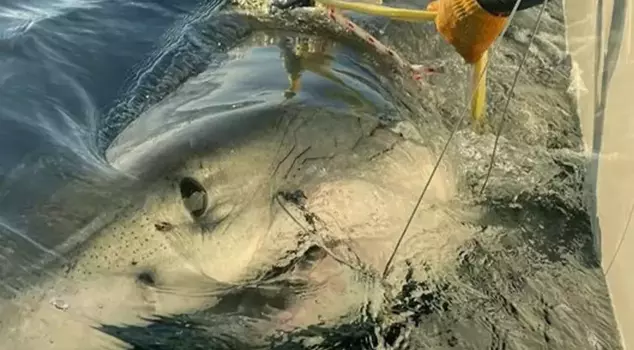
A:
[{"left": 427, "top": 0, "right": 508, "bottom": 64}]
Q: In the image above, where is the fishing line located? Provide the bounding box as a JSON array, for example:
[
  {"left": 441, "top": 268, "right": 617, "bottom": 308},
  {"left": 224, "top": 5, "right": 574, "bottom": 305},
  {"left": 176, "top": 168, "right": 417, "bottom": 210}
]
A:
[
  {"left": 479, "top": 0, "right": 548, "bottom": 196},
  {"left": 381, "top": 0, "right": 525, "bottom": 279},
  {"left": 604, "top": 201, "right": 634, "bottom": 276},
  {"left": 274, "top": 193, "right": 363, "bottom": 272}
]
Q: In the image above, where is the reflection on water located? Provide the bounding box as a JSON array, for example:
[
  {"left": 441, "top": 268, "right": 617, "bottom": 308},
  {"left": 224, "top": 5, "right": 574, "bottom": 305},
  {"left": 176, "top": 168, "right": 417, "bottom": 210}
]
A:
[{"left": 0, "top": 0, "right": 625, "bottom": 349}]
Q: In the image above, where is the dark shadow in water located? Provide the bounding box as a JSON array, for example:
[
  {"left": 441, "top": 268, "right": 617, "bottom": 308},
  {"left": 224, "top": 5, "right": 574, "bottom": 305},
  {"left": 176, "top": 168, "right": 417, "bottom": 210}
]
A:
[{"left": 99, "top": 314, "right": 254, "bottom": 350}]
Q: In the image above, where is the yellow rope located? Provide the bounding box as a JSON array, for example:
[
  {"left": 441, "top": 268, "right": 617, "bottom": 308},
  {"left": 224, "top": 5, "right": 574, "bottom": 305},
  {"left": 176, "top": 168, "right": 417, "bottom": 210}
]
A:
[
  {"left": 313, "top": 0, "right": 489, "bottom": 125},
  {"left": 471, "top": 50, "right": 487, "bottom": 128},
  {"left": 315, "top": 0, "right": 436, "bottom": 22}
]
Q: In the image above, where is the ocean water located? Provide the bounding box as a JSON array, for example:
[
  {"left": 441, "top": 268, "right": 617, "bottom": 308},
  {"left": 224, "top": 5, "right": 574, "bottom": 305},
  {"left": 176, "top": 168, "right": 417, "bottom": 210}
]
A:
[{"left": 0, "top": 0, "right": 624, "bottom": 349}]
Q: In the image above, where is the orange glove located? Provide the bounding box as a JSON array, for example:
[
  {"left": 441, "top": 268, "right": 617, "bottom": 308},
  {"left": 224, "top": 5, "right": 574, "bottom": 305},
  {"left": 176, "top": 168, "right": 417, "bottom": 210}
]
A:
[{"left": 427, "top": 0, "right": 508, "bottom": 64}]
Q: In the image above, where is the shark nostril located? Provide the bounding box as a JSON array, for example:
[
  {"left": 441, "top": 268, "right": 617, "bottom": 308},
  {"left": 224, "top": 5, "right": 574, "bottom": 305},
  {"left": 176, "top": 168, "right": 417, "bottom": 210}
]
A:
[
  {"left": 179, "top": 177, "right": 208, "bottom": 218},
  {"left": 137, "top": 270, "right": 156, "bottom": 287}
]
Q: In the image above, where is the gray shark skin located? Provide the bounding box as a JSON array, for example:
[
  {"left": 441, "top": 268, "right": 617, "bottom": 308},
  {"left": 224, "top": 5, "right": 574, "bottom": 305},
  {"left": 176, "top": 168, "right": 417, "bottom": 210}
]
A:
[{"left": 0, "top": 1, "right": 623, "bottom": 349}]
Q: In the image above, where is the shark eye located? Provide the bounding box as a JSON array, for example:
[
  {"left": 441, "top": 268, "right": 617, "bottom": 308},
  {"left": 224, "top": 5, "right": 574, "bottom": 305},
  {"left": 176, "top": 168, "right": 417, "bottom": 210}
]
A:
[{"left": 179, "top": 177, "right": 208, "bottom": 218}]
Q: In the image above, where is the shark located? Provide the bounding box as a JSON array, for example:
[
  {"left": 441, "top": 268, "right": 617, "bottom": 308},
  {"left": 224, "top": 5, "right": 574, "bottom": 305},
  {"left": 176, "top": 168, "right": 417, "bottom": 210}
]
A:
[{"left": 0, "top": 1, "right": 623, "bottom": 349}]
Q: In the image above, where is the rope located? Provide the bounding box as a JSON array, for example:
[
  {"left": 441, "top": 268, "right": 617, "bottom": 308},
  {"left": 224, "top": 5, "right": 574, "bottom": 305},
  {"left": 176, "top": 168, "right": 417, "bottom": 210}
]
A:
[
  {"left": 316, "top": 0, "right": 436, "bottom": 22},
  {"left": 479, "top": 1, "right": 548, "bottom": 195},
  {"left": 321, "top": 5, "right": 436, "bottom": 81},
  {"left": 301, "top": 0, "right": 518, "bottom": 278},
  {"left": 381, "top": 0, "right": 525, "bottom": 279},
  {"left": 604, "top": 202, "right": 634, "bottom": 276},
  {"left": 315, "top": 0, "right": 487, "bottom": 122}
]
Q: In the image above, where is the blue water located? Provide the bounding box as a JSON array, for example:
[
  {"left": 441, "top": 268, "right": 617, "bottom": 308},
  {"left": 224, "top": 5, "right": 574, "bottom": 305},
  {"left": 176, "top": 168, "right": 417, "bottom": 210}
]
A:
[
  {"left": 1, "top": 0, "right": 205, "bottom": 165},
  {"left": 0, "top": 0, "right": 221, "bottom": 289}
]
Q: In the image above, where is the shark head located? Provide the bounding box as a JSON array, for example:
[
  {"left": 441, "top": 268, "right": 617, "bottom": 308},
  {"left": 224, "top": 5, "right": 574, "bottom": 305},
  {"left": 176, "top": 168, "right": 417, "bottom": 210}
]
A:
[{"left": 0, "top": 18, "right": 460, "bottom": 348}]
